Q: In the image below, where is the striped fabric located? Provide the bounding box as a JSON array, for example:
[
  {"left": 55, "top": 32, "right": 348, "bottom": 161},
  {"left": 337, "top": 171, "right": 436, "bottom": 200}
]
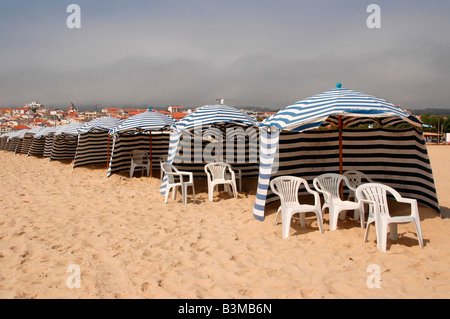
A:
[
  {"left": 262, "top": 87, "right": 422, "bottom": 132},
  {"left": 28, "top": 127, "right": 58, "bottom": 157},
  {"left": 253, "top": 128, "right": 280, "bottom": 221},
  {"left": 107, "top": 133, "right": 170, "bottom": 177},
  {"left": 54, "top": 123, "right": 84, "bottom": 136},
  {"left": 176, "top": 104, "right": 257, "bottom": 131},
  {"left": 50, "top": 134, "right": 78, "bottom": 161},
  {"left": 43, "top": 134, "right": 56, "bottom": 158},
  {"left": 109, "top": 111, "right": 175, "bottom": 135},
  {"left": 73, "top": 117, "right": 122, "bottom": 168},
  {"left": 78, "top": 117, "right": 122, "bottom": 134},
  {"left": 252, "top": 127, "right": 440, "bottom": 220}
]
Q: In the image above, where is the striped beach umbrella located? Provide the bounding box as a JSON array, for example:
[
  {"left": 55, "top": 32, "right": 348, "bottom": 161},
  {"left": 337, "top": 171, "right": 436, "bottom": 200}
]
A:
[
  {"left": 262, "top": 83, "right": 421, "bottom": 132},
  {"left": 175, "top": 104, "right": 257, "bottom": 132},
  {"left": 78, "top": 116, "right": 122, "bottom": 134},
  {"left": 109, "top": 111, "right": 175, "bottom": 135},
  {"left": 261, "top": 83, "right": 422, "bottom": 174}
]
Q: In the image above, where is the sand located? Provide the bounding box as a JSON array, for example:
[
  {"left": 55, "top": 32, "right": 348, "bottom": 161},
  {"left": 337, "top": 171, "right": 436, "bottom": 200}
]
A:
[{"left": 0, "top": 145, "right": 449, "bottom": 299}]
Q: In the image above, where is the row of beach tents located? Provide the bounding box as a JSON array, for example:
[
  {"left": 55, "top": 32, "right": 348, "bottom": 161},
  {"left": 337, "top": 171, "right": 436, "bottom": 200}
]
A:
[{"left": 0, "top": 85, "right": 441, "bottom": 220}]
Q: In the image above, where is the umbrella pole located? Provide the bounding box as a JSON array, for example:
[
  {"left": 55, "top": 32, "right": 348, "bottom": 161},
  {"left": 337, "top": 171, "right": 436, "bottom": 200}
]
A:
[
  {"left": 338, "top": 116, "right": 344, "bottom": 198},
  {"left": 339, "top": 116, "right": 343, "bottom": 175},
  {"left": 149, "top": 133, "right": 153, "bottom": 177}
]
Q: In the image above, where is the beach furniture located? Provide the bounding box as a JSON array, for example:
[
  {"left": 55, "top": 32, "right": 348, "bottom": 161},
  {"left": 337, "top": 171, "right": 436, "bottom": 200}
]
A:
[
  {"left": 161, "top": 162, "right": 195, "bottom": 204},
  {"left": 204, "top": 162, "right": 238, "bottom": 202},
  {"left": 313, "top": 173, "right": 364, "bottom": 231},
  {"left": 270, "top": 176, "right": 323, "bottom": 238},
  {"left": 129, "top": 150, "right": 151, "bottom": 178},
  {"left": 356, "top": 183, "right": 424, "bottom": 252},
  {"left": 343, "top": 170, "right": 375, "bottom": 201},
  {"left": 159, "top": 155, "right": 168, "bottom": 179}
]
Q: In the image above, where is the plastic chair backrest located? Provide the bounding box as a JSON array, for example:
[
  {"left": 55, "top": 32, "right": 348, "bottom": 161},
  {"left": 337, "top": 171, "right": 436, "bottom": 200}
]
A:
[
  {"left": 315, "top": 173, "right": 344, "bottom": 199},
  {"left": 270, "top": 176, "right": 306, "bottom": 206},
  {"left": 344, "top": 170, "right": 373, "bottom": 189},
  {"left": 205, "top": 162, "right": 229, "bottom": 180},
  {"left": 132, "top": 150, "right": 147, "bottom": 163},
  {"left": 356, "top": 183, "right": 392, "bottom": 217},
  {"left": 162, "top": 162, "right": 178, "bottom": 184}
]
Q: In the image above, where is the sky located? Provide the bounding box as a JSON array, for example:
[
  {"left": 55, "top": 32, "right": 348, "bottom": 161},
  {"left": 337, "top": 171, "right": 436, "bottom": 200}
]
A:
[{"left": 1, "top": 0, "right": 450, "bottom": 111}]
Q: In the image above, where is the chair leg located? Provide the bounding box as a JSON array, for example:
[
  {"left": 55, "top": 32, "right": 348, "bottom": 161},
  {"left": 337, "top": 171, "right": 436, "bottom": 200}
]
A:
[
  {"left": 164, "top": 187, "right": 170, "bottom": 204},
  {"left": 231, "top": 181, "right": 238, "bottom": 198},
  {"left": 315, "top": 210, "right": 324, "bottom": 233},
  {"left": 299, "top": 214, "right": 306, "bottom": 228},
  {"left": 413, "top": 218, "right": 424, "bottom": 249},
  {"left": 274, "top": 207, "right": 281, "bottom": 226},
  {"left": 329, "top": 207, "right": 339, "bottom": 231},
  {"left": 191, "top": 185, "right": 196, "bottom": 203},
  {"left": 182, "top": 184, "right": 187, "bottom": 205},
  {"left": 282, "top": 210, "right": 291, "bottom": 239}
]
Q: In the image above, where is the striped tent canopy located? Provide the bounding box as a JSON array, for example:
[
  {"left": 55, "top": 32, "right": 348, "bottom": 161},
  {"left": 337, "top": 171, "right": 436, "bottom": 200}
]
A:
[
  {"left": 54, "top": 122, "right": 84, "bottom": 136},
  {"left": 109, "top": 111, "right": 175, "bottom": 135},
  {"left": 175, "top": 104, "right": 257, "bottom": 132},
  {"left": 34, "top": 126, "right": 58, "bottom": 138},
  {"left": 78, "top": 117, "right": 123, "bottom": 134},
  {"left": 262, "top": 84, "right": 422, "bottom": 132}
]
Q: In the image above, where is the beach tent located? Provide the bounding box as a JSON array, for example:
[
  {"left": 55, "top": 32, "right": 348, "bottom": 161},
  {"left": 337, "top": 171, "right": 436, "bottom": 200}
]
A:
[
  {"left": 18, "top": 127, "right": 46, "bottom": 155},
  {"left": 28, "top": 126, "right": 58, "bottom": 157},
  {"left": 159, "top": 104, "right": 259, "bottom": 196},
  {"left": 4, "top": 129, "right": 29, "bottom": 153},
  {"left": 0, "top": 131, "right": 15, "bottom": 150},
  {"left": 107, "top": 111, "right": 176, "bottom": 177},
  {"left": 73, "top": 117, "right": 122, "bottom": 168},
  {"left": 49, "top": 123, "right": 84, "bottom": 161},
  {"left": 253, "top": 84, "right": 440, "bottom": 220}
]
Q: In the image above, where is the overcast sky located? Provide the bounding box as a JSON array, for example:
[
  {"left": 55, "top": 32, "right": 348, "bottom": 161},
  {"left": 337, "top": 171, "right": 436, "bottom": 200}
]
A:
[{"left": 1, "top": 0, "right": 449, "bottom": 110}]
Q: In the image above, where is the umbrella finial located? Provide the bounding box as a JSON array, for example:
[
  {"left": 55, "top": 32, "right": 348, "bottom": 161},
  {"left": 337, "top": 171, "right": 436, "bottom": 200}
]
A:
[{"left": 336, "top": 83, "right": 342, "bottom": 89}]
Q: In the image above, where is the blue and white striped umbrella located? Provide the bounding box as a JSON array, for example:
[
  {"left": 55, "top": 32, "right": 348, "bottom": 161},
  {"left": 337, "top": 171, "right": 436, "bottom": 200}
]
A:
[
  {"left": 109, "top": 111, "right": 175, "bottom": 135},
  {"left": 54, "top": 122, "right": 84, "bottom": 136},
  {"left": 78, "top": 117, "right": 122, "bottom": 134},
  {"left": 175, "top": 104, "right": 257, "bottom": 132},
  {"left": 262, "top": 84, "right": 422, "bottom": 132}
]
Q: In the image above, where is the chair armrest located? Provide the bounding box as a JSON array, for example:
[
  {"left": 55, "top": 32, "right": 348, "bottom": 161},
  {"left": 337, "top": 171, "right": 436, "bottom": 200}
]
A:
[
  {"left": 164, "top": 171, "right": 183, "bottom": 182},
  {"left": 178, "top": 171, "right": 193, "bottom": 183}
]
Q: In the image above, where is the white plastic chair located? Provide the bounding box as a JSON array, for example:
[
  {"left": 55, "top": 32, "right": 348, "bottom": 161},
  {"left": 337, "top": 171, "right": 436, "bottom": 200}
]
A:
[
  {"left": 161, "top": 163, "right": 196, "bottom": 204},
  {"left": 356, "top": 183, "right": 424, "bottom": 252},
  {"left": 343, "top": 170, "right": 375, "bottom": 201},
  {"left": 129, "top": 150, "right": 150, "bottom": 178},
  {"left": 204, "top": 162, "right": 238, "bottom": 202},
  {"left": 313, "top": 173, "right": 364, "bottom": 231},
  {"left": 159, "top": 155, "right": 168, "bottom": 179},
  {"left": 270, "top": 176, "right": 323, "bottom": 238}
]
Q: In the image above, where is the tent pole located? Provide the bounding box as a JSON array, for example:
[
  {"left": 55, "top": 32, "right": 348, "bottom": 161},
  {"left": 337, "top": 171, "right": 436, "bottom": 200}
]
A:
[
  {"left": 107, "top": 134, "right": 110, "bottom": 168},
  {"left": 149, "top": 133, "right": 153, "bottom": 177}
]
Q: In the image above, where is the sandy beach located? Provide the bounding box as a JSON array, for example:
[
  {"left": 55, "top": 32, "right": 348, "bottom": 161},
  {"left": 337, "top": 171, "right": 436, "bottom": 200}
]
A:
[{"left": 0, "top": 145, "right": 449, "bottom": 299}]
